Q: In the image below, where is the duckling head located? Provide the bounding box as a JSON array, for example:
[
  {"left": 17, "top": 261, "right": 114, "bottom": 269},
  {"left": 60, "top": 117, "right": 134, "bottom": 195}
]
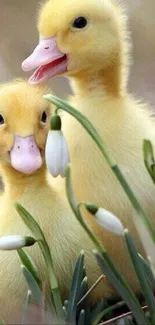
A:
[
  {"left": 0, "top": 79, "right": 51, "bottom": 175},
  {"left": 22, "top": 0, "right": 129, "bottom": 94}
]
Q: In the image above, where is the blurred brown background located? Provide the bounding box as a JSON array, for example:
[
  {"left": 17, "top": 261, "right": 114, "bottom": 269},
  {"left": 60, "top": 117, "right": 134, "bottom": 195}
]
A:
[{"left": 0, "top": 0, "right": 154, "bottom": 105}]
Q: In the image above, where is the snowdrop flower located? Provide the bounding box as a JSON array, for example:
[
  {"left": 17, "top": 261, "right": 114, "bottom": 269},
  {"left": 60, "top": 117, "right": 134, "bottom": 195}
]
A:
[
  {"left": 0, "top": 235, "right": 36, "bottom": 250},
  {"left": 86, "top": 203, "right": 124, "bottom": 235},
  {"left": 45, "top": 114, "right": 70, "bottom": 177}
]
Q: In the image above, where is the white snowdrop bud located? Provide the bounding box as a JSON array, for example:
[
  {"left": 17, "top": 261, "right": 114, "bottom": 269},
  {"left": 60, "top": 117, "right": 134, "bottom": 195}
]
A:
[
  {"left": 86, "top": 203, "right": 124, "bottom": 235},
  {"left": 45, "top": 115, "right": 70, "bottom": 177},
  {"left": 0, "top": 235, "right": 36, "bottom": 250}
]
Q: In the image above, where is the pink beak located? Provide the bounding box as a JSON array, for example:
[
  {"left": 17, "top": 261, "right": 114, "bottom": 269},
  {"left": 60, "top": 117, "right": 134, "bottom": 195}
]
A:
[
  {"left": 22, "top": 37, "right": 67, "bottom": 84},
  {"left": 10, "top": 135, "right": 42, "bottom": 174}
]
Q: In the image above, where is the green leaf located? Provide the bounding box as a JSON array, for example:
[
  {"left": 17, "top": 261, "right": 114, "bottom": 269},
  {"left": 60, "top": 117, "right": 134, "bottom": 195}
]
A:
[
  {"left": 64, "top": 300, "right": 68, "bottom": 311},
  {"left": 143, "top": 140, "right": 155, "bottom": 184},
  {"left": 15, "top": 203, "right": 45, "bottom": 241},
  {"left": 94, "top": 250, "right": 148, "bottom": 325},
  {"left": 78, "top": 310, "right": 85, "bottom": 325},
  {"left": 124, "top": 230, "right": 155, "bottom": 324},
  {"left": 92, "top": 301, "right": 125, "bottom": 325},
  {"left": 66, "top": 251, "right": 85, "bottom": 324},
  {"left": 15, "top": 203, "right": 63, "bottom": 320},
  {"left": 21, "top": 290, "right": 32, "bottom": 325},
  {"left": 17, "top": 248, "right": 41, "bottom": 287},
  {"left": 139, "top": 254, "right": 155, "bottom": 289},
  {"left": 21, "top": 265, "right": 42, "bottom": 306},
  {"left": 78, "top": 276, "right": 88, "bottom": 304}
]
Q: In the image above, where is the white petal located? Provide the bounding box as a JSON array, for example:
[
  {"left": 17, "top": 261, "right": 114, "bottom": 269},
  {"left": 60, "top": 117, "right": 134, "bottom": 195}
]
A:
[
  {"left": 45, "top": 131, "right": 63, "bottom": 177},
  {"left": 0, "top": 235, "right": 25, "bottom": 250},
  {"left": 45, "top": 130, "right": 70, "bottom": 178},
  {"left": 95, "top": 208, "right": 124, "bottom": 235},
  {"left": 60, "top": 135, "right": 70, "bottom": 177}
]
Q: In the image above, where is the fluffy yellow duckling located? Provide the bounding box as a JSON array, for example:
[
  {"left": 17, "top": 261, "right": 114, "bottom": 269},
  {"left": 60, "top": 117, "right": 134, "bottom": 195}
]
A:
[
  {"left": 22, "top": 0, "right": 155, "bottom": 288},
  {"left": 22, "top": 0, "right": 155, "bottom": 253},
  {"left": 0, "top": 79, "right": 113, "bottom": 323}
]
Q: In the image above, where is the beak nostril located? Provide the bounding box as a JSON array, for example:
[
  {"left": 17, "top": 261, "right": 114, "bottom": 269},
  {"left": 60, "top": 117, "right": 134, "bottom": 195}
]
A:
[
  {"left": 44, "top": 47, "right": 49, "bottom": 50},
  {"left": 31, "top": 145, "right": 34, "bottom": 148},
  {"left": 17, "top": 146, "right": 20, "bottom": 149}
]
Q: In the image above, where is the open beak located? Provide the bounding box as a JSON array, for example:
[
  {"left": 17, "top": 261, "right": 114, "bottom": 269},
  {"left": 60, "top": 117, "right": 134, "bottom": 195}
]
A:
[{"left": 22, "top": 37, "right": 67, "bottom": 84}]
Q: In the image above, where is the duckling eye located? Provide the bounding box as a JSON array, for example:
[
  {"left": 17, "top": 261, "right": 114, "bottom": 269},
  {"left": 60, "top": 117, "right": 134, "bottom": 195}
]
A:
[
  {"left": 72, "top": 17, "right": 87, "bottom": 29},
  {"left": 41, "top": 111, "right": 47, "bottom": 123},
  {"left": 0, "top": 114, "right": 4, "bottom": 125}
]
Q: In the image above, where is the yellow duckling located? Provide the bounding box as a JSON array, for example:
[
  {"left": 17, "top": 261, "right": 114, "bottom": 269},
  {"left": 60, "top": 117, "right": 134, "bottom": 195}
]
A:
[
  {"left": 22, "top": 0, "right": 155, "bottom": 277},
  {"left": 0, "top": 79, "right": 112, "bottom": 323}
]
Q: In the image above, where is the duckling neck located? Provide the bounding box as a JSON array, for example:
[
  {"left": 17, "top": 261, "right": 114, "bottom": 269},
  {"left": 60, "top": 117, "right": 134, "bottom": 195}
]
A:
[
  {"left": 70, "top": 63, "right": 126, "bottom": 98},
  {"left": 0, "top": 163, "right": 47, "bottom": 199}
]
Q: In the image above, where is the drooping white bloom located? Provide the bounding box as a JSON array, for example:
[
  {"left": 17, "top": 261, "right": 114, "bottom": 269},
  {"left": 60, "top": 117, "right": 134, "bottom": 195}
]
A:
[
  {"left": 0, "top": 235, "right": 36, "bottom": 250},
  {"left": 86, "top": 203, "right": 124, "bottom": 235},
  {"left": 95, "top": 208, "right": 124, "bottom": 235},
  {"left": 45, "top": 130, "right": 70, "bottom": 177}
]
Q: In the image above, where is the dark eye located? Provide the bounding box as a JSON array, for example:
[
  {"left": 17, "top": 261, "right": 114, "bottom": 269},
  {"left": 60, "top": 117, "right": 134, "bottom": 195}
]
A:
[
  {"left": 41, "top": 111, "right": 47, "bottom": 123},
  {"left": 72, "top": 17, "right": 87, "bottom": 29},
  {"left": 0, "top": 114, "right": 4, "bottom": 125}
]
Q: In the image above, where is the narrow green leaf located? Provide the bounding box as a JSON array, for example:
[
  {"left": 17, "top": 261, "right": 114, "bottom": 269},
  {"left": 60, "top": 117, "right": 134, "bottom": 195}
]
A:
[
  {"left": 21, "top": 265, "right": 42, "bottom": 306},
  {"left": 62, "top": 306, "right": 67, "bottom": 317},
  {"left": 139, "top": 254, "right": 155, "bottom": 289},
  {"left": 94, "top": 250, "right": 148, "bottom": 325},
  {"left": 78, "top": 310, "right": 85, "bottom": 325},
  {"left": 143, "top": 140, "right": 155, "bottom": 184},
  {"left": 16, "top": 203, "right": 63, "bottom": 320},
  {"left": 125, "top": 230, "right": 155, "bottom": 324},
  {"left": 78, "top": 276, "right": 88, "bottom": 303},
  {"left": 15, "top": 203, "right": 45, "bottom": 241},
  {"left": 92, "top": 301, "right": 125, "bottom": 325},
  {"left": 66, "top": 251, "right": 84, "bottom": 324},
  {"left": 17, "top": 248, "right": 41, "bottom": 287},
  {"left": 21, "top": 290, "right": 32, "bottom": 325}
]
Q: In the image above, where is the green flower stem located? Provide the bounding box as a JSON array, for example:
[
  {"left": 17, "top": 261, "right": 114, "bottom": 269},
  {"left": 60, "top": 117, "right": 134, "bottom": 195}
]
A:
[
  {"left": 37, "top": 240, "right": 64, "bottom": 319},
  {"left": 44, "top": 94, "right": 155, "bottom": 243},
  {"left": 65, "top": 166, "right": 147, "bottom": 325}
]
